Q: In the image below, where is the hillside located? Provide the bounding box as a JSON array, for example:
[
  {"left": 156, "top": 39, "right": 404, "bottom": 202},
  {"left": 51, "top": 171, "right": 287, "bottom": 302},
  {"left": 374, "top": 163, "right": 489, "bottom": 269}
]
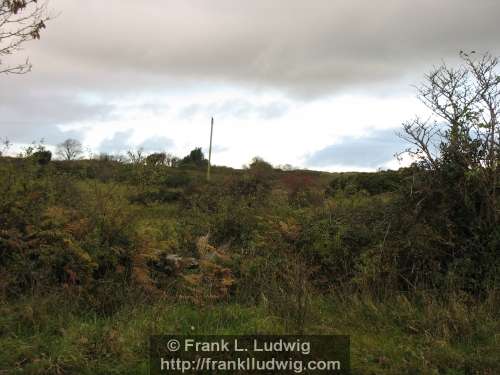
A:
[{"left": 0, "top": 154, "right": 498, "bottom": 374}]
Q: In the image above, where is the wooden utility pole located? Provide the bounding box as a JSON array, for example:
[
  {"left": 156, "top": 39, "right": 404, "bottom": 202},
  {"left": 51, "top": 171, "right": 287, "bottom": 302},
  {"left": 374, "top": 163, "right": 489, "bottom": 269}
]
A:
[{"left": 207, "top": 117, "right": 214, "bottom": 181}]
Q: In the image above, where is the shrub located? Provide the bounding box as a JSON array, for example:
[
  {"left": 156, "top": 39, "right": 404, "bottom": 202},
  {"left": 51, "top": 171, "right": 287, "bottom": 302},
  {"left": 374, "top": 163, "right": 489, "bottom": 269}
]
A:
[
  {"left": 31, "top": 150, "right": 52, "bottom": 165},
  {"left": 146, "top": 152, "right": 166, "bottom": 166},
  {"left": 328, "top": 170, "right": 403, "bottom": 196}
]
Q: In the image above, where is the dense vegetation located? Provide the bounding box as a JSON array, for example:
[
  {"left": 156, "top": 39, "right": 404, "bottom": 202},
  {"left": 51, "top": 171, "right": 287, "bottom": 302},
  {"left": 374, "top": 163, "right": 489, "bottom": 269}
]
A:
[
  {"left": 0, "top": 148, "right": 498, "bottom": 374},
  {"left": 1, "top": 53, "right": 499, "bottom": 374}
]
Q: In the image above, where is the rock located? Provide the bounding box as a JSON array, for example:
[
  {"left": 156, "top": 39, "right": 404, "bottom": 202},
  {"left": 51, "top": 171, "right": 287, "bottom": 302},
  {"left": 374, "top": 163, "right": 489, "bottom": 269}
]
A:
[{"left": 164, "top": 254, "right": 199, "bottom": 273}]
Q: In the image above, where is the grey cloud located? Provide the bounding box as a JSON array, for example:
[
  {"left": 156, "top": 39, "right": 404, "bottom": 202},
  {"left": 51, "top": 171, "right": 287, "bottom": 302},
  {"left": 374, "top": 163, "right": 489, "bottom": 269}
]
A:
[
  {"left": 219, "top": 100, "right": 288, "bottom": 120},
  {"left": 98, "top": 130, "right": 174, "bottom": 154},
  {"left": 98, "top": 131, "right": 134, "bottom": 154},
  {"left": 212, "top": 145, "right": 228, "bottom": 153},
  {"left": 178, "top": 99, "right": 289, "bottom": 120},
  {"left": 0, "top": 85, "right": 115, "bottom": 144},
  {"left": 3, "top": 0, "right": 500, "bottom": 152},
  {"left": 178, "top": 104, "right": 202, "bottom": 120},
  {"left": 306, "top": 128, "right": 406, "bottom": 169},
  {"left": 26, "top": 0, "right": 500, "bottom": 97},
  {"left": 215, "top": 100, "right": 288, "bottom": 119},
  {"left": 0, "top": 122, "right": 83, "bottom": 146},
  {"left": 139, "top": 136, "right": 174, "bottom": 152},
  {"left": 0, "top": 75, "right": 167, "bottom": 147}
]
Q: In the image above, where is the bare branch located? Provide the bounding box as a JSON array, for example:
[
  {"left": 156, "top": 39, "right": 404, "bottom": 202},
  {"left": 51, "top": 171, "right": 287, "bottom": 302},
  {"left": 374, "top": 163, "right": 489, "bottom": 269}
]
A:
[
  {"left": 397, "top": 117, "right": 440, "bottom": 169},
  {"left": 56, "top": 139, "right": 84, "bottom": 161},
  {"left": 400, "top": 51, "right": 500, "bottom": 223},
  {"left": 0, "top": 0, "right": 50, "bottom": 74}
]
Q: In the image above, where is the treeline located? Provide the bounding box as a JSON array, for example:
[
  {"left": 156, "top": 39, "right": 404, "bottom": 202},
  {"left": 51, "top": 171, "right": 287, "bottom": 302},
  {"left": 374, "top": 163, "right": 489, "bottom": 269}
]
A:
[{"left": 0, "top": 137, "right": 210, "bottom": 169}]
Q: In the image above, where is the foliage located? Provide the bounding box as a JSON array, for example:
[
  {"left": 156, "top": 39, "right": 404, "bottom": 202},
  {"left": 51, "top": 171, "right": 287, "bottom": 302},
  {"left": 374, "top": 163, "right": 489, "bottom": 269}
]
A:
[
  {"left": 145, "top": 152, "right": 166, "bottom": 166},
  {"left": 396, "top": 52, "right": 500, "bottom": 294},
  {"left": 180, "top": 147, "right": 208, "bottom": 168},
  {"left": 248, "top": 156, "right": 273, "bottom": 171},
  {"left": 31, "top": 149, "right": 52, "bottom": 165},
  {"left": 328, "top": 170, "right": 404, "bottom": 196}
]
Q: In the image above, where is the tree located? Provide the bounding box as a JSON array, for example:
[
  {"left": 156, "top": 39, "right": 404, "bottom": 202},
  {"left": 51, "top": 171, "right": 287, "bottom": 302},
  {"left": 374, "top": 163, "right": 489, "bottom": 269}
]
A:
[
  {"left": 248, "top": 156, "right": 273, "bottom": 171},
  {"left": 164, "top": 152, "right": 178, "bottom": 167},
  {"left": 398, "top": 51, "right": 499, "bottom": 292},
  {"left": 127, "top": 148, "right": 145, "bottom": 165},
  {"left": 19, "top": 138, "right": 51, "bottom": 164},
  {"left": 399, "top": 51, "right": 499, "bottom": 224},
  {"left": 31, "top": 149, "right": 51, "bottom": 165},
  {"left": 1, "top": 0, "right": 49, "bottom": 74},
  {"left": 146, "top": 152, "right": 166, "bottom": 166},
  {"left": 57, "top": 139, "right": 83, "bottom": 161},
  {"left": 181, "top": 147, "right": 207, "bottom": 167},
  {"left": 0, "top": 136, "right": 10, "bottom": 156}
]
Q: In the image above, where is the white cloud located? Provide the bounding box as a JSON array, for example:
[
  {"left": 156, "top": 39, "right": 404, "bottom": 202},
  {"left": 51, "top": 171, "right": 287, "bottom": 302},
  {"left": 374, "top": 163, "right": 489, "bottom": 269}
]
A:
[{"left": 49, "top": 88, "right": 430, "bottom": 170}]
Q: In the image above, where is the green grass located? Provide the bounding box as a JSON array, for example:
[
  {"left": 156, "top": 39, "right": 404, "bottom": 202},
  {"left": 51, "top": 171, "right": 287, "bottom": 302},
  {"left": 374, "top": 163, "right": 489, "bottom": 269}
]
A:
[{"left": 1, "top": 294, "right": 498, "bottom": 374}]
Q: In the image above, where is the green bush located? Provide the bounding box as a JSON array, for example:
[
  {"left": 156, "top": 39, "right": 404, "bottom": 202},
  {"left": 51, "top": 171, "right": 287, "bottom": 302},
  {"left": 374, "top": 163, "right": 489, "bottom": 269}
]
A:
[{"left": 328, "top": 169, "right": 403, "bottom": 196}]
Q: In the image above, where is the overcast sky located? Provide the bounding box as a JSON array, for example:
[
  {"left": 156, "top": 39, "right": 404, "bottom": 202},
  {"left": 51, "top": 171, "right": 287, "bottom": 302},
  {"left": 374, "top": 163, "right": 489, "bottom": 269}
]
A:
[{"left": 1, "top": 0, "right": 500, "bottom": 170}]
